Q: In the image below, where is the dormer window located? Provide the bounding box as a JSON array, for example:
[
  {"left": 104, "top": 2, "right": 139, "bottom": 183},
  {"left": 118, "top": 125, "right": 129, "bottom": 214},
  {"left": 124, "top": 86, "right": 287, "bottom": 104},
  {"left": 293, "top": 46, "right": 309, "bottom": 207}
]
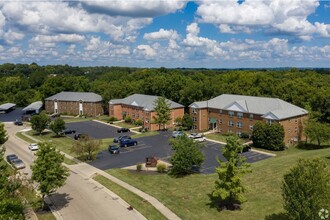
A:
[
  {"left": 237, "top": 112, "right": 243, "bottom": 118},
  {"left": 229, "top": 111, "right": 234, "bottom": 117}
]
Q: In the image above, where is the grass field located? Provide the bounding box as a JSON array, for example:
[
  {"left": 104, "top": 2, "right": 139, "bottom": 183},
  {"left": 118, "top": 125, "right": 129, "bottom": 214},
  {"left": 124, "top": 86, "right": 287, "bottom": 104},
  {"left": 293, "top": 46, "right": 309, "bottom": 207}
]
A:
[
  {"left": 94, "top": 174, "right": 167, "bottom": 220},
  {"left": 205, "top": 133, "right": 249, "bottom": 144},
  {"left": 113, "top": 121, "right": 137, "bottom": 129},
  {"left": 105, "top": 147, "right": 330, "bottom": 220}
]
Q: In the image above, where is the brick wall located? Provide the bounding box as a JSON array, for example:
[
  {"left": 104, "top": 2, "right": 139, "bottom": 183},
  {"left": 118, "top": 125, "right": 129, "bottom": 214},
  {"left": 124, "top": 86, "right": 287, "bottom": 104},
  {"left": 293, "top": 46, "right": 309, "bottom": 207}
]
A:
[
  {"left": 279, "top": 115, "right": 308, "bottom": 145},
  {"left": 190, "top": 108, "right": 209, "bottom": 131},
  {"left": 45, "top": 100, "right": 103, "bottom": 117}
]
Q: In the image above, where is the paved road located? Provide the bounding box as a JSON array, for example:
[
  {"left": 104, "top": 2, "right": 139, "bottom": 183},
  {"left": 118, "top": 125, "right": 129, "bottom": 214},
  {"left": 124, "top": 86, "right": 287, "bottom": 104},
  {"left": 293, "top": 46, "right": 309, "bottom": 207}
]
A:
[{"left": 3, "top": 123, "right": 145, "bottom": 220}]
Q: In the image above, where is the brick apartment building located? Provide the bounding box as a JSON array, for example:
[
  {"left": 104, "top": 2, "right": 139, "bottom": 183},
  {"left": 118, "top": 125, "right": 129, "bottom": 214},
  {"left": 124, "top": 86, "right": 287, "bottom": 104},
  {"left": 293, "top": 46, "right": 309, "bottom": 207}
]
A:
[
  {"left": 109, "top": 94, "right": 184, "bottom": 131},
  {"left": 45, "top": 92, "right": 104, "bottom": 117},
  {"left": 189, "top": 94, "right": 308, "bottom": 145}
]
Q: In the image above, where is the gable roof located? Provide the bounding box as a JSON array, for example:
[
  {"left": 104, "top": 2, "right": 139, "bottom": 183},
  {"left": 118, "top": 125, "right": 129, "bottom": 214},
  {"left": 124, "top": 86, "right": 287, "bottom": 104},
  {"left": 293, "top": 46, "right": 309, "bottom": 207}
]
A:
[
  {"left": 45, "top": 92, "right": 102, "bottom": 102},
  {"left": 0, "top": 103, "right": 16, "bottom": 111},
  {"left": 190, "top": 94, "right": 308, "bottom": 120},
  {"left": 109, "top": 94, "right": 184, "bottom": 111},
  {"left": 23, "top": 101, "right": 43, "bottom": 111}
]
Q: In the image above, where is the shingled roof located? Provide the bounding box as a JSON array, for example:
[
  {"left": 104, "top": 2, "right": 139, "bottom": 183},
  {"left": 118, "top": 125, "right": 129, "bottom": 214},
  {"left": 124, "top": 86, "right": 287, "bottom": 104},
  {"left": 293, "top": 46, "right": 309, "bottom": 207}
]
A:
[
  {"left": 45, "top": 92, "right": 102, "bottom": 102},
  {"left": 109, "top": 94, "right": 183, "bottom": 111},
  {"left": 189, "top": 94, "right": 308, "bottom": 120}
]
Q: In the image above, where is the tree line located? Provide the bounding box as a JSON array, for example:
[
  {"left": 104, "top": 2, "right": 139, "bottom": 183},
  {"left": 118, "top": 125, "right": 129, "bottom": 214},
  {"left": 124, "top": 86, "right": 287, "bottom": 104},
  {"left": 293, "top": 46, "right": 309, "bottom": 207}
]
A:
[{"left": 0, "top": 63, "right": 329, "bottom": 123}]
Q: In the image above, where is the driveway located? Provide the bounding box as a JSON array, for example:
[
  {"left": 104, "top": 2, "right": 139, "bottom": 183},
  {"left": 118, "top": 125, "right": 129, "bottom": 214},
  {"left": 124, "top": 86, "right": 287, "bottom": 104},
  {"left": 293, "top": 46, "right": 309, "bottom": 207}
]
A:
[{"left": 65, "top": 120, "right": 134, "bottom": 139}]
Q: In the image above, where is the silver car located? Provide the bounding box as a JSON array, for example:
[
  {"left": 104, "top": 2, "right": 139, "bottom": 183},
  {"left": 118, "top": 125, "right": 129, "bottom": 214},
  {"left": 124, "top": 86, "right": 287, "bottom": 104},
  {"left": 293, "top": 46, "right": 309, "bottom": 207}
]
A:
[{"left": 11, "top": 159, "right": 26, "bottom": 169}]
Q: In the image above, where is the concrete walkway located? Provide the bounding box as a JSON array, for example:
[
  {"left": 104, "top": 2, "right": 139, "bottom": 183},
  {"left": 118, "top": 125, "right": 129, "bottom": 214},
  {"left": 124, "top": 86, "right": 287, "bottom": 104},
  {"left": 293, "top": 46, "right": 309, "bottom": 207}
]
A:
[{"left": 21, "top": 130, "right": 181, "bottom": 220}]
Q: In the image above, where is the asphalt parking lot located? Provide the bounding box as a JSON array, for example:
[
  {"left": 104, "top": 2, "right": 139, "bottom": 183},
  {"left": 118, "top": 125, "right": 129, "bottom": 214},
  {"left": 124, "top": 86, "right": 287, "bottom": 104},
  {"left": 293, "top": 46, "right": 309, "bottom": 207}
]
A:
[
  {"left": 64, "top": 121, "right": 273, "bottom": 174},
  {"left": 65, "top": 120, "right": 134, "bottom": 139},
  {"left": 0, "top": 108, "right": 24, "bottom": 122}
]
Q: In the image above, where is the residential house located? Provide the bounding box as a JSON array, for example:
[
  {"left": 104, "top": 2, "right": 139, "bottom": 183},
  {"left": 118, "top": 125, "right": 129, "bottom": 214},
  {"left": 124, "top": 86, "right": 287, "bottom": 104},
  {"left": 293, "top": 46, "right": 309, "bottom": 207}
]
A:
[{"left": 189, "top": 94, "right": 308, "bottom": 145}]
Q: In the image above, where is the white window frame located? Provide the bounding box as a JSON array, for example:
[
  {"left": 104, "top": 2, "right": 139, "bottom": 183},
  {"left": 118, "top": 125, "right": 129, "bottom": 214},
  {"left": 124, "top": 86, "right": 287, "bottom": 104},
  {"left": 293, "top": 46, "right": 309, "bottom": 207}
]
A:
[
  {"left": 228, "top": 121, "right": 234, "bottom": 127},
  {"left": 229, "top": 111, "right": 234, "bottom": 117},
  {"left": 237, "top": 112, "right": 243, "bottom": 119}
]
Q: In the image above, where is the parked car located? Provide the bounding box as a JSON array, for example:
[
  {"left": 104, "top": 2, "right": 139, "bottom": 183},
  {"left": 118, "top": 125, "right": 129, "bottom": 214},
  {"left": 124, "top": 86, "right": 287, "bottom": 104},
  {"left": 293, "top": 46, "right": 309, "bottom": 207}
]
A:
[
  {"left": 108, "top": 145, "right": 120, "bottom": 154},
  {"left": 117, "top": 128, "right": 130, "bottom": 133},
  {"left": 14, "top": 120, "right": 23, "bottom": 126},
  {"left": 74, "top": 133, "right": 88, "bottom": 140},
  {"left": 188, "top": 133, "right": 203, "bottom": 138},
  {"left": 6, "top": 154, "right": 18, "bottom": 163},
  {"left": 192, "top": 136, "right": 206, "bottom": 142},
  {"left": 172, "top": 131, "right": 185, "bottom": 138},
  {"left": 60, "top": 129, "right": 76, "bottom": 135},
  {"left": 119, "top": 139, "right": 138, "bottom": 147},
  {"left": 11, "top": 159, "right": 26, "bottom": 169},
  {"left": 113, "top": 135, "right": 131, "bottom": 143},
  {"left": 241, "top": 145, "right": 252, "bottom": 153},
  {"left": 28, "top": 143, "right": 39, "bottom": 151}
]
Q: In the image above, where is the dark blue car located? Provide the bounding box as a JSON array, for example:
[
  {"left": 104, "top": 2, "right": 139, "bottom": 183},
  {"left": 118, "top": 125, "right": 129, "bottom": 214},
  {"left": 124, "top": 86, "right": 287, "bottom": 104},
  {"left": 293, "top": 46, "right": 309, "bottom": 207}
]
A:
[{"left": 119, "top": 139, "right": 138, "bottom": 147}]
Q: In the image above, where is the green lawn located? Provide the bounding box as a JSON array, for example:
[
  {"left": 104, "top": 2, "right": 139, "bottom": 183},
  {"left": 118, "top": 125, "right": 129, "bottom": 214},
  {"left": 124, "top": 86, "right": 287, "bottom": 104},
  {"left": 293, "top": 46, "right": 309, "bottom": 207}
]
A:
[
  {"left": 105, "top": 147, "right": 330, "bottom": 220},
  {"left": 61, "top": 116, "right": 92, "bottom": 123},
  {"left": 94, "top": 175, "right": 167, "bottom": 220},
  {"left": 205, "top": 133, "right": 249, "bottom": 144},
  {"left": 132, "top": 131, "right": 159, "bottom": 138},
  {"left": 113, "top": 121, "right": 137, "bottom": 129}
]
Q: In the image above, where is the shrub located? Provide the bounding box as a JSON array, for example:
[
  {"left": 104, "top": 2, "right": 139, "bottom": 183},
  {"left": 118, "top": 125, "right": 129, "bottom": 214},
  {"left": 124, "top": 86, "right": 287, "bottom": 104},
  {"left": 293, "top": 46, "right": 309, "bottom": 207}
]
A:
[
  {"left": 157, "top": 163, "right": 167, "bottom": 173},
  {"left": 135, "top": 119, "right": 143, "bottom": 126},
  {"left": 107, "top": 117, "right": 118, "bottom": 123},
  {"left": 124, "top": 116, "right": 132, "bottom": 123},
  {"left": 240, "top": 132, "right": 250, "bottom": 139},
  {"left": 136, "top": 163, "right": 142, "bottom": 171}
]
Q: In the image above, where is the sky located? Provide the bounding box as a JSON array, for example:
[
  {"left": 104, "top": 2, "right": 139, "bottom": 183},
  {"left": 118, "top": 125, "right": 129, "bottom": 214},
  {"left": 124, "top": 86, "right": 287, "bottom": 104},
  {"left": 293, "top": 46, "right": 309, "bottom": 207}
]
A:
[{"left": 0, "top": 0, "right": 329, "bottom": 68}]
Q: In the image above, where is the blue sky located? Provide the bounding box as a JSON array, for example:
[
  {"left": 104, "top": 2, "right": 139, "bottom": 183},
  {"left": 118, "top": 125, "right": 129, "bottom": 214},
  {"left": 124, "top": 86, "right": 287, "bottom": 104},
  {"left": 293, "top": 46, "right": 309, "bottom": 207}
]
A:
[{"left": 0, "top": 0, "right": 329, "bottom": 68}]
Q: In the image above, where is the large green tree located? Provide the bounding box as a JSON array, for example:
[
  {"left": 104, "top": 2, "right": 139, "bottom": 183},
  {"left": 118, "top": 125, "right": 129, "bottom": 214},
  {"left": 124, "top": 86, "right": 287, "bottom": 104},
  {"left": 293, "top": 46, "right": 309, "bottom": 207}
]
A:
[
  {"left": 251, "top": 122, "right": 285, "bottom": 150},
  {"left": 282, "top": 158, "right": 330, "bottom": 220},
  {"left": 182, "top": 113, "right": 193, "bottom": 130},
  {"left": 0, "top": 122, "right": 8, "bottom": 145},
  {"left": 153, "top": 96, "right": 172, "bottom": 130},
  {"left": 304, "top": 120, "right": 330, "bottom": 146},
  {"left": 169, "top": 135, "right": 204, "bottom": 176},
  {"left": 49, "top": 118, "right": 66, "bottom": 136},
  {"left": 71, "top": 136, "right": 101, "bottom": 160},
  {"left": 31, "top": 142, "right": 69, "bottom": 209},
  {"left": 212, "top": 136, "right": 251, "bottom": 210},
  {"left": 30, "top": 113, "right": 51, "bottom": 135}
]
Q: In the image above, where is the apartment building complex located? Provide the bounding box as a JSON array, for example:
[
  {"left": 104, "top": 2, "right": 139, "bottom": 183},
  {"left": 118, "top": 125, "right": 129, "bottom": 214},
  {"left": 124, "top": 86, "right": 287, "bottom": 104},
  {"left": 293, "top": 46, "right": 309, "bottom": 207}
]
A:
[
  {"left": 109, "top": 94, "right": 184, "bottom": 131},
  {"left": 189, "top": 94, "right": 308, "bottom": 145}
]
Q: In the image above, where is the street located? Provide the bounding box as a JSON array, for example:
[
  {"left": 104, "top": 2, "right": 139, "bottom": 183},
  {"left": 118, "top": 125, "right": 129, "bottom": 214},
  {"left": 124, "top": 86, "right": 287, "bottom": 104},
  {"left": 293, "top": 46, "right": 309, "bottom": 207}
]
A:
[{"left": 3, "top": 123, "right": 145, "bottom": 220}]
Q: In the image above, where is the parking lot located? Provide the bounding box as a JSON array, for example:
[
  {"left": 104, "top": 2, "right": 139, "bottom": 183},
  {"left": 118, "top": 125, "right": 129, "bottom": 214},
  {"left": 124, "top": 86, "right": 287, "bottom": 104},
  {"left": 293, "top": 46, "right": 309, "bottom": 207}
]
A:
[
  {"left": 0, "top": 108, "right": 24, "bottom": 122},
  {"left": 63, "top": 120, "right": 273, "bottom": 174}
]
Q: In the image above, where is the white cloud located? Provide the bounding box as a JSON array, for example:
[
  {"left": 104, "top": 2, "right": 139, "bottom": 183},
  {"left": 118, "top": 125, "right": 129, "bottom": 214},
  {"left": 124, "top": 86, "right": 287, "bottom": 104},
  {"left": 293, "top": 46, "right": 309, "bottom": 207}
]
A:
[
  {"left": 3, "top": 30, "right": 24, "bottom": 44},
  {"left": 144, "top": 28, "right": 179, "bottom": 40},
  {"left": 196, "top": 0, "right": 327, "bottom": 39},
  {"left": 315, "top": 22, "right": 330, "bottom": 37},
  {"left": 31, "top": 34, "right": 85, "bottom": 44},
  {"left": 183, "top": 23, "right": 217, "bottom": 47},
  {"left": 134, "top": 44, "right": 156, "bottom": 59}
]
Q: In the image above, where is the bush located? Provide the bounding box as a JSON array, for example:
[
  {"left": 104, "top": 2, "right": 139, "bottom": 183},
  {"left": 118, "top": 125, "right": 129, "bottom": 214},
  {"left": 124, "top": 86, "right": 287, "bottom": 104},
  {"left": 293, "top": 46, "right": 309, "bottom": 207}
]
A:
[
  {"left": 240, "top": 132, "right": 250, "bottom": 139},
  {"left": 135, "top": 119, "right": 143, "bottom": 126},
  {"left": 124, "top": 116, "right": 132, "bottom": 123},
  {"left": 157, "top": 163, "right": 167, "bottom": 173},
  {"left": 107, "top": 117, "right": 118, "bottom": 123},
  {"left": 136, "top": 163, "right": 142, "bottom": 171}
]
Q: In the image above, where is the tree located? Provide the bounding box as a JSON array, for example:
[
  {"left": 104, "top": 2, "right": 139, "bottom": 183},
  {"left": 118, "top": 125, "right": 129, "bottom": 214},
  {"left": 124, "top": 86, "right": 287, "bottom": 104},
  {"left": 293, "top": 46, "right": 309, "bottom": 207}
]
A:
[
  {"left": 153, "top": 96, "right": 172, "bottom": 130},
  {"left": 31, "top": 142, "right": 69, "bottom": 209},
  {"left": 0, "top": 127, "right": 24, "bottom": 219},
  {"left": 182, "top": 114, "right": 193, "bottom": 130},
  {"left": 169, "top": 135, "right": 204, "bottom": 176},
  {"left": 71, "top": 136, "right": 101, "bottom": 160},
  {"left": 30, "top": 113, "right": 51, "bottom": 135},
  {"left": 251, "top": 122, "right": 285, "bottom": 150},
  {"left": 0, "top": 122, "right": 8, "bottom": 145},
  {"left": 212, "top": 136, "right": 251, "bottom": 210},
  {"left": 282, "top": 158, "right": 330, "bottom": 220},
  {"left": 304, "top": 121, "right": 330, "bottom": 146},
  {"left": 49, "top": 118, "right": 66, "bottom": 136}
]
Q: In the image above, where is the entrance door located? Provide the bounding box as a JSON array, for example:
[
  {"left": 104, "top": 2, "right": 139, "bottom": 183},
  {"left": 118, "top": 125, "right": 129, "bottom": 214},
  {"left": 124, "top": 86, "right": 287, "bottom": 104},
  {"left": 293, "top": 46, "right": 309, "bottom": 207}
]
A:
[
  {"left": 54, "top": 101, "right": 58, "bottom": 114},
  {"left": 79, "top": 102, "right": 83, "bottom": 115}
]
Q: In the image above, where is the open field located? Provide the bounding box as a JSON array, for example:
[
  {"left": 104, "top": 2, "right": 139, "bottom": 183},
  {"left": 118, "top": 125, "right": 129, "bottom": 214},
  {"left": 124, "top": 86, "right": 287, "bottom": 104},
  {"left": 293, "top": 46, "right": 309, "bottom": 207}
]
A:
[{"left": 105, "top": 147, "right": 330, "bottom": 220}]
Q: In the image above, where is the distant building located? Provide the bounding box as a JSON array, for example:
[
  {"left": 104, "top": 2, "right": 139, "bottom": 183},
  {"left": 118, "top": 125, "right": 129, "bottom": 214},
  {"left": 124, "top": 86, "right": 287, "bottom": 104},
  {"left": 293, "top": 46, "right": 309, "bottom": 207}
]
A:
[
  {"left": 45, "top": 92, "right": 103, "bottom": 117},
  {"left": 189, "top": 94, "right": 308, "bottom": 145},
  {"left": 109, "top": 94, "right": 184, "bottom": 131},
  {"left": 0, "top": 103, "right": 16, "bottom": 113}
]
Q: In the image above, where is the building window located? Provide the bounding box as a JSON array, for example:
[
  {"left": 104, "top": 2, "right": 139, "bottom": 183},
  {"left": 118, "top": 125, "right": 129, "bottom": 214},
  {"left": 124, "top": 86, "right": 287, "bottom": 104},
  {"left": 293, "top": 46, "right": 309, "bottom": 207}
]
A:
[
  {"left": 249, "top": 125, "right": 253, "bottom": 130},
  {"left": 193, "top": 125, "right": 197, "bottom": 130},
  {"left": 146, "top": 118, "right": 149, "bottom": 123},
  {"left": 132, "top": 113, "right": 135, "bottom": 118},
  {"left": 228, "top": 121, "right": 234, "bottom": 126},
  {"left": 228, "top": 129, "right": 233, "bottom": 133},
  {"left": 192, "top": 108, "right": 197, "bottom": 114},
  {"left": 136, "top": 114, "right": 139, "bottom": 118},
  {"left": 193, "top": 117, "right": 197, "bottom": 122},
  {"left": 219, "top": 109, "right": 222, "bottom": 114},
  {"left": 236, "top": 122, "right": 243, "bottom": 128},
  {"left": 295, "top": 127, "right": 298, "bottom": 133},
  {"left": 267, "top": 119, "right": 273, "bottom": 125},
  {"left": 236, "top": 131, "right": 242, "bottom": 136},
  {"left": 145, "top": 111, "right": 149, "bottom": 116},
  {"left": 237, "top": 112, "right": 243, "bottom": 118},
  {"left": 219, "top": 119, "right": 222, "bottom": 124},
  {"left": 295, "top": 119, "right": 298, "bottom": 124},
  {"left": 250, "top": 114, "right": 253, "bottom": 120},
  {"left": 229, "top": 111, "right": 234, "bottom": 117}
]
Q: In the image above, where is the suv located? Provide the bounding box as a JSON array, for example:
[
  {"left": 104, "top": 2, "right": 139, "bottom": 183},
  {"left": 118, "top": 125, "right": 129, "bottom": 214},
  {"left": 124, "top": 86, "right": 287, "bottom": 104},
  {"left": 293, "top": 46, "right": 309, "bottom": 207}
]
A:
[
  {"left": 60, "top": 129, "right": 76, "bottom": 135},
  {"left": 117, "top": 128, "right": 130, "bottom": 133},
  {"left": 114, "top": 135, "right": 131, "bottom": 143},
  {"left": 74, "top": 133, "right": 89, "bottom": 140},
  {"left": 119, "top": 139, "right": 138, "bottom": 147},
  {"left": 108, "top": 145, "right": 120, "bottom": 154}
]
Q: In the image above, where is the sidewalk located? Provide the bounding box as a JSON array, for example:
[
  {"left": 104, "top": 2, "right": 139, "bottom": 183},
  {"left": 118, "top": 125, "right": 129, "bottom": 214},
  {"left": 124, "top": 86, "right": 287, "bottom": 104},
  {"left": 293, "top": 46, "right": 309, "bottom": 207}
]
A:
[{"left": 21, "top": 129, "right": 181, "bottom": 220}]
